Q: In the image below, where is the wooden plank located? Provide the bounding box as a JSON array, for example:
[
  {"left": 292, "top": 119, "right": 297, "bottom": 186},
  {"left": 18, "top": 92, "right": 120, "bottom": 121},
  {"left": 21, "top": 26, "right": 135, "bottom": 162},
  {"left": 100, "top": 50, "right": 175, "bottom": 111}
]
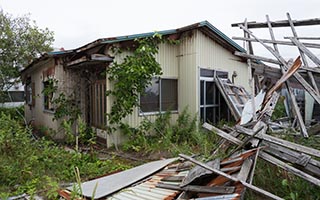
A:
[
  {"left": 232, "top": 17, "right": 320, "bottom": 28},
  {"left": 265, "top": 15, "right": 308, "bottom": 137},
  {"left": 234, "top": 51, "right": 280, "bottom": 64},
  {"left": 229, "top": 122, "right": 266, "bottom": 156},
  {"left": 286, "top": 13, "right": 320, "bottom": 95},
  {"left": 290, "top": 37, "right": 320, "bottom": 66},
  {"left": 238, "top": 24, "right": 320, "bottom": 106},
  {"left": 157, "top": 183, "right": 236, "bottom": 194},
  {"left": 179, "top": 154, "right": 284, "bottom": 200},
  {"left": 237, "top": 158, "right": 253, "bottom": 181},
  {"left": 244, "top": 19, "right": 257, "bottom": 122},
  {"left": 233, "top": 36, "right": 320, "bottom": 49},
  {"left": 263, "top": 141, "right": 320, "bottom": 169},
  {"left": 215, "top": 77, "right": 241, "bottom": 120},
  {"left": 259, "top": 152, "right": 320, "bottom": 186},
  {"left": 235, "top": 125, "right": 320, "bottom": 158},
  {"left": 203, "top": 123, "right": 242, "bottom": 145}
]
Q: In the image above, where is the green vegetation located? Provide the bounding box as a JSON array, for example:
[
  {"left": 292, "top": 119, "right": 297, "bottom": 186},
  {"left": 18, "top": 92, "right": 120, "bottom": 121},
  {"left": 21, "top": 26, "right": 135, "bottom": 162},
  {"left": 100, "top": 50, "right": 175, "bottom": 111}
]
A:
[
  {"left": 106, "top": 34, "right": 177, "bottom": 131},
  {"left": 246, "top": 159, "right": 320, "bottom": 200},
  {"left": 0, "top": 9, "right": 54, "bottom": 101},
  {"left": 0, "top": 112, "right": 130, "bottom": 199},
  {"left": 120, "top": 107, "right": 220, "bottom": 157}
]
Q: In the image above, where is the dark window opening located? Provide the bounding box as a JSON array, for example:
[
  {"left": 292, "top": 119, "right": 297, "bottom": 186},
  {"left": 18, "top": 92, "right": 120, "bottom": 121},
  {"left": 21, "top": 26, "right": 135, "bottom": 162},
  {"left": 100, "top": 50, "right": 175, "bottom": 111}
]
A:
[{"left": 140, "top": 78, "right": 178, "bottom": 113}]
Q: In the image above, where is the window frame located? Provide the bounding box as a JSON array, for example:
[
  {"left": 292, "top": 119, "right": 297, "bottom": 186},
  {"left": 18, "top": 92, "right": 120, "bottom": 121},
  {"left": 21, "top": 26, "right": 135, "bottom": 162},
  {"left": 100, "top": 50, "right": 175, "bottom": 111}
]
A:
[
  {"left": 43, "top": 80, "right": 55, "bottom": 113},
  {"left": 139, "top": 77, "right": 178, "bottom": 115}
]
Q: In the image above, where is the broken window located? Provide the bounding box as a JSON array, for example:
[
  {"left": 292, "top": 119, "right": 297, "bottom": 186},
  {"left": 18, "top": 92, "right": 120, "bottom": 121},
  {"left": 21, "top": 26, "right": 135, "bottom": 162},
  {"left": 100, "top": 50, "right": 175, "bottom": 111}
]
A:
[
  {"left": 199, "top": 68, "right": 232, "bottom": 124},
  {"left": 26, "top": 78, "right": 35, "bottom": 106},
  {"left": 140, "top": 78, "right": 178, "bottom": 114},
  {"left": 43, "top": 80, "right": 54, "bottom": 112}
]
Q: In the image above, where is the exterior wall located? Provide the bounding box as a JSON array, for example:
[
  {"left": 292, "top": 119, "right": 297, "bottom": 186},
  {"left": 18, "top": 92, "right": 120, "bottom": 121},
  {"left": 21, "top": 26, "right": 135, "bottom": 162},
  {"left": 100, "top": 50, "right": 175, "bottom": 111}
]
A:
[
  {"left": 24, "top": 58, "right": 62, "bottom": 138},
  {"left": 177, "top": 30, "right": 198, "bottom": 116},
  {"left": 195, "top": 30, "right": 249, "bottom": 115},
  {"left": 104, "top": 43, "right": 180, "bottom": 146},
  {"left": 196, "top": 30, "right": 249, "bottom": 89}
]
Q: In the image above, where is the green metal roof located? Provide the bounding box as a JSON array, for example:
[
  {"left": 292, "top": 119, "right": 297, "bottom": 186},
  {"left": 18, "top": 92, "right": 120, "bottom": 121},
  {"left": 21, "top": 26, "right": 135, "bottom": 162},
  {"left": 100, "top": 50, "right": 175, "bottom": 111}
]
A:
[{"left": 99, "top": 20, "right": 245, "bottom": 52}]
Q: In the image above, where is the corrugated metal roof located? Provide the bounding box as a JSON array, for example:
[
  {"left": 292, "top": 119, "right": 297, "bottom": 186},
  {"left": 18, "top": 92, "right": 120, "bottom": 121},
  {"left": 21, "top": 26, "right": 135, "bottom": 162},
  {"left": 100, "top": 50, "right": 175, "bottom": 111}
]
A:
[
  {"left": 98, "top": 21, "right": 245, "bottom": 53},
  {"left": 69, "top": 158, "right": 178, "bottom": 199},
  {"left": 107, "top": 165, "right": 188, "bottom": 200}
]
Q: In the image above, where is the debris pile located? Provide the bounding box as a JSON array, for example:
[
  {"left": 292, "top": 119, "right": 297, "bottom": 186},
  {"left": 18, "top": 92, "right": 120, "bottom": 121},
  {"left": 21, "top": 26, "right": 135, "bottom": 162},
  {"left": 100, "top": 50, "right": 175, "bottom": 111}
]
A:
[{"left": 59, "top": 13, "right": 320, "bottom": 200}]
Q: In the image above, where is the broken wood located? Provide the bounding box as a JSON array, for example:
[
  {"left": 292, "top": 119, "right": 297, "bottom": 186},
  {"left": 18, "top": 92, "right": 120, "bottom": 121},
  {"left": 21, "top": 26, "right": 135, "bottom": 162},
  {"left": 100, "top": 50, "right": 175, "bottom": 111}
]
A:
[
  {"left": 235, "top": 125, "right": 320, "bottom": 158},
  {"left": 259, "top": 151, "right": 320, "bottom": 186},
  {"left": 203, "top": 123, "right": 242, "bottom": 145},
  {"left": 179, "top": 154, "right": 284, "bottom": 200},
  {"left": 232, "top": 17, "right": 320, "bottom": 28},
  {"left": 157, "top": 183, "right": 236, "bottom": 194},
  {"left": 233, "top": 36, "right": 320, "bottom": 49}
]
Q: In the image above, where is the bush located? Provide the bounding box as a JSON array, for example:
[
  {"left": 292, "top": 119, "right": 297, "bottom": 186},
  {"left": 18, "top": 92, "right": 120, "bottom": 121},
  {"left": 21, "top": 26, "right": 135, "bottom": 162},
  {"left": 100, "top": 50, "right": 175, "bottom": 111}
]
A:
[
  {"left": 0, "top": 106, "right": 24, "bottom": 122},
  {"left": 0, "top": 113, "right": 130, "bottom": 198},
  {"left": 121, "top": 107, "right": 219, "bottom": 157}
]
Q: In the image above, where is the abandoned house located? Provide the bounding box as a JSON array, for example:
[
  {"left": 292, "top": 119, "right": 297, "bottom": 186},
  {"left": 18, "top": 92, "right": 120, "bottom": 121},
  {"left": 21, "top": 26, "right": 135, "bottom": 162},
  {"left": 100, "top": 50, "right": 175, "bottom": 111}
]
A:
[{"left": 21, "top": 21, "right": 250, "bottom": 146}]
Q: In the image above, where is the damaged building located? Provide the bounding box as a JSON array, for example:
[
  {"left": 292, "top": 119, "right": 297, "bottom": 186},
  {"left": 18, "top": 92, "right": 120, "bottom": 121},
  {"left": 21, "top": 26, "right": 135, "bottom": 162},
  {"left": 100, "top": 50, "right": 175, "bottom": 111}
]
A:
[{"left": 21, "top": 21, "right": 250, "bottom": 146}]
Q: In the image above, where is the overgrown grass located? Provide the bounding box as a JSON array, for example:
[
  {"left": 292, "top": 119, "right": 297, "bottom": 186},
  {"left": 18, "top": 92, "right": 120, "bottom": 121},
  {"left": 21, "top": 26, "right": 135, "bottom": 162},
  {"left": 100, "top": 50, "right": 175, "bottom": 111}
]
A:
[
  {"left": 0, "top": 113, "right": 130, "bottom": 199},
  {"left": 246, "top": 159, "right": 320, "bottom": 200},
  {"left": 120, "top": 107, "right": 221, "bottom": 158}
]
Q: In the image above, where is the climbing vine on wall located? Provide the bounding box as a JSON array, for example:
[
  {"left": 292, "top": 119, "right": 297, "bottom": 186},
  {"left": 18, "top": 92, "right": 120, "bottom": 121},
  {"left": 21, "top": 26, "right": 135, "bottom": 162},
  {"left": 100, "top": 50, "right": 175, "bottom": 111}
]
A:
[{"left": 106, "top": 33, "right": 176, "bottom": 129}]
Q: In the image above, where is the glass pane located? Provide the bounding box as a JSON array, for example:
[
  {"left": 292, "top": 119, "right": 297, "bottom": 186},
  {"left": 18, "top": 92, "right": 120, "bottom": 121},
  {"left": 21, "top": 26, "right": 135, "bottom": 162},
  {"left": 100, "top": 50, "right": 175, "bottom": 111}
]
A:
[
  {"left": 206, "top": 81, "right": 214, "bottom": 105},
  {"left": 205, "top": 107, "right": 214, "bottom": 124},
  {"left": 200, "top": 68, "right": 214, "bottom": 77},
  {"left": 200, "top": 107, "right": 204, "bottom": 123},
  {"left": 161, "top": 79, "right": 178, "bottom": 111},
  {"left": 9, "top": 91, "right": 24, "bottom": 102},
  {"left": 140, "top": 78, "right": 159, "bottom": 112},
  {"left": 200, "top": 80, "right": 204, "bottom": 105}
]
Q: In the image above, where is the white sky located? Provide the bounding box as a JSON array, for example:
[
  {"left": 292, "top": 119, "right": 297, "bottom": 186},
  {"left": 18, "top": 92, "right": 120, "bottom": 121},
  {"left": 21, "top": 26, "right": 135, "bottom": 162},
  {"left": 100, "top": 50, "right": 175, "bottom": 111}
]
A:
[{"left": 1, "top": 0, "right": 320, "bottom": 58}]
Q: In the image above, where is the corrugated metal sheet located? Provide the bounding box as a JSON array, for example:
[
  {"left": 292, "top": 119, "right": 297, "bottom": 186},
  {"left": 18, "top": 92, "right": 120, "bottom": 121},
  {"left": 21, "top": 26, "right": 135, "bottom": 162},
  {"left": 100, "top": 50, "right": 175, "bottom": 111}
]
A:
[
  {"left": 178, "top": 30, "right": 198, "bottom": 114},
  {"left": 68, "top": 158, "right": 178, "bottom": 199},
  {"left": 107, "top": 164, "right": 189, "bottom": 200}
]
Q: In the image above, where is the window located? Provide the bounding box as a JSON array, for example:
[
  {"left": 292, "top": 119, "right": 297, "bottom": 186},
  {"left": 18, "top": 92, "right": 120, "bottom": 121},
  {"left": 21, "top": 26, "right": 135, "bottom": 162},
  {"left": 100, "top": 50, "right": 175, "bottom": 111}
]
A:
[
  {"left": 43, "top": 80, "right": 54, "bottom": 111},
  {"left": 26, "top": 78, "right": 35, "bottom": 106},
  {"left": 140, "top": 78, "right": 178, "bottom": 113},
  {"left": 90, "top": 80, "right": 107, "bottom": 128},
  {"left": 199, "top": 68, "right": 232, "bottom": 124}
]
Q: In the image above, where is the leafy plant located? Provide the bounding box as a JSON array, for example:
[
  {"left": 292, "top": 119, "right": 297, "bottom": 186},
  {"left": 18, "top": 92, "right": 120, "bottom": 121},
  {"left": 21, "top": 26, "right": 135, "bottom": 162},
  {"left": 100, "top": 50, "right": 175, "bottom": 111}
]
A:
[{"left": 106, "top": 33, "right": 177, "bottom": 131}]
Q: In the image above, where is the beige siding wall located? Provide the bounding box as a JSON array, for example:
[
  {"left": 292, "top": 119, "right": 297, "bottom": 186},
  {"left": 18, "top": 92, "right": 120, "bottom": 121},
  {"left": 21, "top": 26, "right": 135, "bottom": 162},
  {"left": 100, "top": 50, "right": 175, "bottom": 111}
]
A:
[
  {"left": 178, "top": 30, "right": 198, "bottom": 115},
  {"left": 24, "top": 59, "right": 62, "bottom": 138},
  {"left": 196, "top": 30, "right": 249, "bottom": 89},
  {"left": 104, "top": 43, "right": 180, "bottom": 146}
]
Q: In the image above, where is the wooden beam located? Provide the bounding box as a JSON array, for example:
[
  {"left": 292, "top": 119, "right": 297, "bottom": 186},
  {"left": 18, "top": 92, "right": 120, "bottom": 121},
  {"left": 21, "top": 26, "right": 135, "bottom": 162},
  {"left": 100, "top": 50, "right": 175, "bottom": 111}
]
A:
[
  {"left": 259, "top": 152, "right": 320, "bottom": 186},
  {"left": 232, "top": 18, "right": 320, "bottom": 28},
  {"left": 179, "top": 154, "right": 284, "bottom": 200},
  {"left": 233, "top": 36, "right": 320, "bottom": 49},
  {"left": 235, "top": 125, "right": 320, "bottom": 158},
  {"left": 238, "top": 24, "right": 320, "bottom": 106},
  {"left": 287, "top": 13, "right": 320, "bottom": 96},
  {"left": 234, "top": 51, "right": 280, "bottom": 64},
  {"left": 203, "top": 123, "right": 242, "bottom": 145},
  {"left": 289, "top": 37, "right": 320, "bottom": 66}
]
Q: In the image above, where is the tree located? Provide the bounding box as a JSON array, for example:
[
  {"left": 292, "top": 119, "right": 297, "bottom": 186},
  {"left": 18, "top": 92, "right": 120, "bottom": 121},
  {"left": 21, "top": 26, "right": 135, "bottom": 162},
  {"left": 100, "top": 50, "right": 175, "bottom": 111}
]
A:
[{"left": 0, "top": 9, "right": 54, "bottom": 101}]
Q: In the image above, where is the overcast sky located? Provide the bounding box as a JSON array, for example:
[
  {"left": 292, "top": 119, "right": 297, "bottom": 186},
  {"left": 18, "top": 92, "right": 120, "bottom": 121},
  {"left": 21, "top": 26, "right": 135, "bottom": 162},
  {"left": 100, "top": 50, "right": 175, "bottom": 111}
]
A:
[{"left": 1, "top": 0, "right": 320, "bottom": 58}]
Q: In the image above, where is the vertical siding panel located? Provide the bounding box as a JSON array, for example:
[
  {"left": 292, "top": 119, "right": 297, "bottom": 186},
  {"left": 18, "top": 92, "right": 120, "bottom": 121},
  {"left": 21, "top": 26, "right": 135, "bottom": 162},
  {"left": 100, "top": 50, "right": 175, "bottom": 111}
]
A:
[{"left": 196, "top": 30, "right": 249, "bottom": 90}]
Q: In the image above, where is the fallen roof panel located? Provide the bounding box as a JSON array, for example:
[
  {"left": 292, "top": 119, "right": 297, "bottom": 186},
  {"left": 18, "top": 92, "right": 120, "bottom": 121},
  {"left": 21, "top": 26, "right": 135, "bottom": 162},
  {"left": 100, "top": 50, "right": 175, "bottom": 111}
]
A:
[{"left": 68, "top": 158, "right": 177, "bottom": 199}]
